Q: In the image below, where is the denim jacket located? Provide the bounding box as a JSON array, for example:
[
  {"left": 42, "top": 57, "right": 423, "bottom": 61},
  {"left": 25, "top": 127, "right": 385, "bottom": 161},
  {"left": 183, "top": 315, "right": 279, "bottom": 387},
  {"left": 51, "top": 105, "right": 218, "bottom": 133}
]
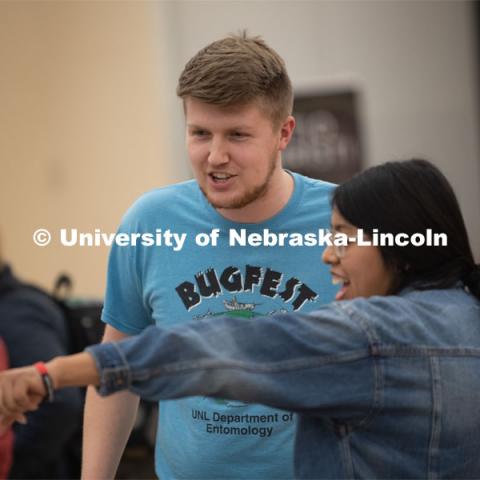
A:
[{"left": 87, "top": 287, "right": 480, "bottom": 479}]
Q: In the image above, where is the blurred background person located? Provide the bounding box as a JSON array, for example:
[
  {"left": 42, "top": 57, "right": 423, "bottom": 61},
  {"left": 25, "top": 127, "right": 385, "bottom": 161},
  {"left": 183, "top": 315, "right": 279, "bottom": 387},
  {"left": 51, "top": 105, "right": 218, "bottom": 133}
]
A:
[{"left": 0, "top": 246, "right": 83, "bottom": 479}]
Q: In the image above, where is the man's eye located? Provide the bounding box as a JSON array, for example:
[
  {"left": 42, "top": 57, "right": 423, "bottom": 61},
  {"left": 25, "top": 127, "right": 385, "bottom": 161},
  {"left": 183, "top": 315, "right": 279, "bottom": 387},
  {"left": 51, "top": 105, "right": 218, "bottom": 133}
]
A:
[
  {"left": 231, "top": 132, "right": 248, "bottom": 139},
  {"left": 192, "top": 130, "right": 208, "bottom": 137}
]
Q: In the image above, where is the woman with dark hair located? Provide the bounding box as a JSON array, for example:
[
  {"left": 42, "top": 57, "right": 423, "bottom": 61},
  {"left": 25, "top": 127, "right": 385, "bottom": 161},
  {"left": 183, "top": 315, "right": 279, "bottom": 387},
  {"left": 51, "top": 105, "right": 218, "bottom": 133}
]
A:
[
  {"left": 331, "top": 158, "right": 479, "bottom": 297},
  {"left": 1, "top": 159, "right": 479, "bottom": 479}
]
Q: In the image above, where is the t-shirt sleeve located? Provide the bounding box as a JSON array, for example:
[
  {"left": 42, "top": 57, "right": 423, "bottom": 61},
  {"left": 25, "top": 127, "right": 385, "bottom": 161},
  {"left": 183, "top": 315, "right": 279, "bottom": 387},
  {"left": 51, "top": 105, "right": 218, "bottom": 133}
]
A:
[{"left": 101, "top": 208, "right": 153, "bottom": 334}]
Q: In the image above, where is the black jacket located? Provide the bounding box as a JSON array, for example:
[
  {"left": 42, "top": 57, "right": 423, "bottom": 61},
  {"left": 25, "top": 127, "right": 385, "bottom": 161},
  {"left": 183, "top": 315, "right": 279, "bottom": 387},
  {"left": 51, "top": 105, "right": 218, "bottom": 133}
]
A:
[{"left": 0, "top": 265, "right": 83, "bottom": 479}]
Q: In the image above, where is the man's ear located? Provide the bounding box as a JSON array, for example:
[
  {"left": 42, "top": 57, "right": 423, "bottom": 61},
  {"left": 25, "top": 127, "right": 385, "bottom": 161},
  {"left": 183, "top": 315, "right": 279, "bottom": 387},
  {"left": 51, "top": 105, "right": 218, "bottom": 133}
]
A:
[{"left": 278, "top": 115, "right": 295, "bottom": 151}]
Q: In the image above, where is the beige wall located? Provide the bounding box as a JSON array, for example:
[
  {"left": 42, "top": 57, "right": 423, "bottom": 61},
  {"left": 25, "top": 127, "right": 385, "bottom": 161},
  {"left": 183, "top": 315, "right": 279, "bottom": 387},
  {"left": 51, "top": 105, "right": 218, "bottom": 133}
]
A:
[{"left": 0, "top": 1, "right": 182, "bottom": 297}]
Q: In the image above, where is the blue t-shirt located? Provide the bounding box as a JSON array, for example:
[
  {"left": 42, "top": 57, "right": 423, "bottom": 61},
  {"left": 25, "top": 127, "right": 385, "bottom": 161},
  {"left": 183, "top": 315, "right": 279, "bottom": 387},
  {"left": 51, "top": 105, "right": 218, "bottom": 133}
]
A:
[{"left": 102, "top": 172, "right": 337, "bottom": 479}]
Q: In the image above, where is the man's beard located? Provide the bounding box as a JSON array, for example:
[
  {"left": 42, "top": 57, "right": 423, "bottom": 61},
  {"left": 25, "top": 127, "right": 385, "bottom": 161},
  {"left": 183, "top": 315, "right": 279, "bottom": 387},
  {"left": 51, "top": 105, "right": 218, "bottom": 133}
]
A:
[{"left": 201, "top": 155, "right": 277, "bottom": 210}]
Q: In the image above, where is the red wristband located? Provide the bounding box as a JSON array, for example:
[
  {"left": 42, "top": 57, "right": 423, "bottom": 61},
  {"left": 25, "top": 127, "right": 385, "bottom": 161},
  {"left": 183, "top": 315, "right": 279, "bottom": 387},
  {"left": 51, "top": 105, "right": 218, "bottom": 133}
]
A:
[{"left": 34, "top": 362, "right": 55, "bottom": 403}]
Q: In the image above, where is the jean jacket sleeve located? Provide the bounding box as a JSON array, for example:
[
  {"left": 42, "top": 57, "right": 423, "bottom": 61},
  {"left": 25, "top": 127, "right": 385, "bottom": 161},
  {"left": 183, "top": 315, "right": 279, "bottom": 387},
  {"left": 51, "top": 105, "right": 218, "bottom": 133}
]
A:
[{"left": 86, "top": 303, "right": 377, "bottom": 419}]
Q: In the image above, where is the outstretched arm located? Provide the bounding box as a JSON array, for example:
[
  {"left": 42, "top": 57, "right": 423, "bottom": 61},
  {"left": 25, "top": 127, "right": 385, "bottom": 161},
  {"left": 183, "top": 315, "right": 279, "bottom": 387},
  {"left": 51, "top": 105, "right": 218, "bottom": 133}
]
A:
[
  {"left": 0, "top": 306, "right": 374, "bottom": 420},
  {"left": 87, "top": 309, "right": 373, "bottom": 415}
]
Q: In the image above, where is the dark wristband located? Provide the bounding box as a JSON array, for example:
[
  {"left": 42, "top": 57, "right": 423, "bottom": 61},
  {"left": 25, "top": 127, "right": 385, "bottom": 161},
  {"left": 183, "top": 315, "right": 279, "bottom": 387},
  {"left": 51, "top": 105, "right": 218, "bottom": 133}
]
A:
[{"left": 33, "top": 362, "right": 55, "bottom": 403}]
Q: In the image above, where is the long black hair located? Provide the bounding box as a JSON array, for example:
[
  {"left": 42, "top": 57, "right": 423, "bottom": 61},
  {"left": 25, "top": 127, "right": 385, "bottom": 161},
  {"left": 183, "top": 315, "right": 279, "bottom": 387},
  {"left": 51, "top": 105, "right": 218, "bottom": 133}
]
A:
[{"left": 332, "top": 159, "right": 480, "bottom": 299}]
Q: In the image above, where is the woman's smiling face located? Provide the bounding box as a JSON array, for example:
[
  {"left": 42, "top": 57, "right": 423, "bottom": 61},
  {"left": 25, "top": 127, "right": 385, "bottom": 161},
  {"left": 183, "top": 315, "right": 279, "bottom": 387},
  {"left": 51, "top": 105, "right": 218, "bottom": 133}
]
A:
[{"left": 322, "top": 208, "right": 395, "bottom": 301}]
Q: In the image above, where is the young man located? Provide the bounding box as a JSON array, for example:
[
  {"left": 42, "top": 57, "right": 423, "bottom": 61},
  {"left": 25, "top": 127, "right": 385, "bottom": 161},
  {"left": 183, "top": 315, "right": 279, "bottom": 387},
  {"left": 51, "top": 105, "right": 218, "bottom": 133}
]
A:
[{"left": 82, "top": 33, "right": 336, "bottom": 479}]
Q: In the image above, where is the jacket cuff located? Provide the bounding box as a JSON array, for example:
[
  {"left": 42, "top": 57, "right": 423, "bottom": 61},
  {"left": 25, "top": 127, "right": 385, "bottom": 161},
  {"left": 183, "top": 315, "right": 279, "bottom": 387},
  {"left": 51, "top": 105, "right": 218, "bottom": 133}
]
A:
[{"left": 85, "top": 343, "right": 132, "bottom": 396}]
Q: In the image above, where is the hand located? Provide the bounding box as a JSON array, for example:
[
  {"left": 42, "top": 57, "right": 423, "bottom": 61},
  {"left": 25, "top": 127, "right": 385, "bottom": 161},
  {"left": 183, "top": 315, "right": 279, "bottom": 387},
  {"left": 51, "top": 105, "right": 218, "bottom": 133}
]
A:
[{"left": 0, "top": 366, "right": 46, "bottom": 430}]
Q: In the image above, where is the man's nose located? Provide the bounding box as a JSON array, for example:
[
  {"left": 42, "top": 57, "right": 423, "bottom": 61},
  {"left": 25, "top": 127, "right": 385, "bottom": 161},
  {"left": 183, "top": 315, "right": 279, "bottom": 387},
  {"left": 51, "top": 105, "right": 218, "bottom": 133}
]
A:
[{"left": 208, "top": 138, "right": 229, "bottom": 166}]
